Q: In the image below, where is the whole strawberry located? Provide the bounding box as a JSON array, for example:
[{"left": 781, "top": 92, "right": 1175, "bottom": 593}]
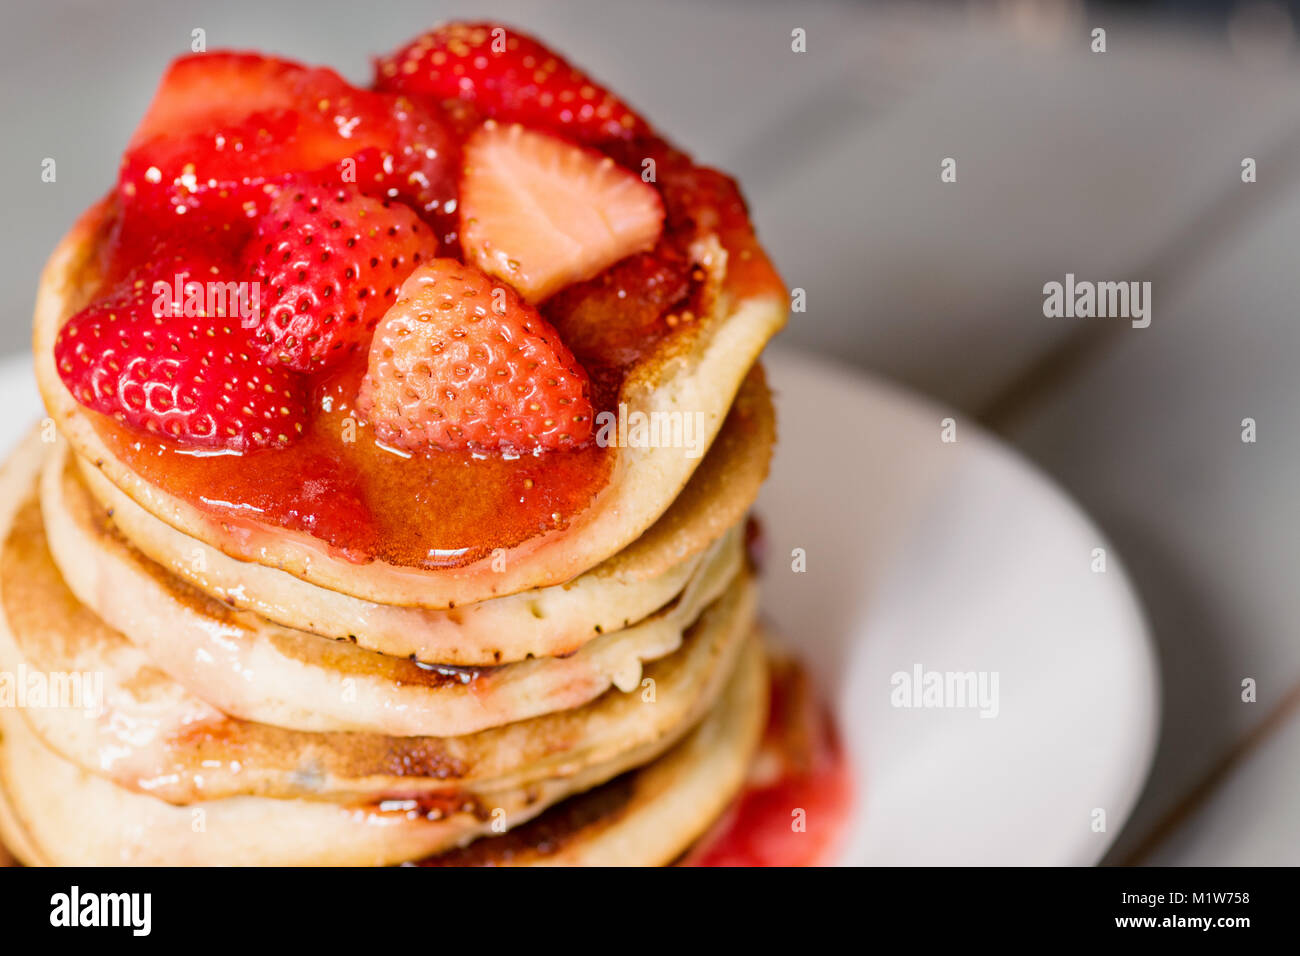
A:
[
  {"left": 375, "top": 22, "right": 650, "bottom": 144},
  {"left": 54, "top": 259, "right": 309, "bottom": 451},
  {"left": 358, "top": 259, "right": 594, "bottom": 452},
  {"left": 241, "top": 182, "right": 438, "bottom": 371}
]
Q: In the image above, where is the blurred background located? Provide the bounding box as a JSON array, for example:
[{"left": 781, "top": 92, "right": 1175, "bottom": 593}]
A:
[{"left": 2, "top": 0, "right": 1298, "bottom": 865}]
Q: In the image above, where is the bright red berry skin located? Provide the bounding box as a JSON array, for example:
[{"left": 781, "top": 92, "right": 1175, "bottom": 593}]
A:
[
  {"left": 119, "top": 52, "right": 459, "bottom": 230},
  {"left": 350, "top": 94, "right": 461, "bottom": 249},
  {"left": 241, "top": 181, "right": 438, "bottom": 372},
  {"left": 54, "top": 258, "right": 309, "bottom": 451},
  {"left": 375, "top": 22, "right": 650, "bottom": 144}
]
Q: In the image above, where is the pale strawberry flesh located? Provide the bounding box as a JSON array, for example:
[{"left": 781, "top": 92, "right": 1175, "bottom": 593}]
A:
[
  {"left": 359, "top": 259, "right": 594, "bottom": 452},
  {"left": 71, "top": 22, "right": 764, "bottom": 465},
  {"left": 460, "top": 123, "right": 663, "bottom": 302}
]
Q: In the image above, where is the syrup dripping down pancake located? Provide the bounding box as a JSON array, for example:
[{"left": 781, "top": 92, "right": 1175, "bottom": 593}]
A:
[
  {"left": 34, "top": 201, "right": 786, "bottom": 609},
  {"left": 0, "top": 638, "right": 764, "bottom": 866},
  {"left": 1, "top": 428, "right": 756, "bottom": 805},
  {"left": 42, "top": 438, "right": 746, "bottom": 737},
  {"left": 58, "top": 365, "right": 774, "bottom": 664}
]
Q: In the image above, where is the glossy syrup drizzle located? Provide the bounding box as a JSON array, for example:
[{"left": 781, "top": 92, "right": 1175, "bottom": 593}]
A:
[
  {"left": 81, "top": 112, "right": 782, "bottom": 567},
  {"left": 684, "top": 658, "right": 853, "bottom": 867}
]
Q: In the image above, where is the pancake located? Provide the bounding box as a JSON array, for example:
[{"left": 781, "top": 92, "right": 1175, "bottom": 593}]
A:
[
  {"left": 419, "top": 634, "right": 767, "bottom": 867},
  {"left": 0, "top": 430, "right": 761, "bottom": 862},
  {"left": 0, "top": 739, "right": 39, "bottom": 866},
  {"left": 1, "top": 432, "right": 756, "bottom": 802},
  {"left": 0, "top": 579, "right": 748, "bottom": 806},
  {"left": 0, "top": 701, "right": 565, "bottom": 865},
  {"left": 34, "top": 200, "right": 786, "bottom": 610},
  {"left": 42, "top": 444, "right": 745, "bottom": 736},
  {"left": 0, "top": 636, "right": 766, "bottom": 866},
  {"left": 58, "top": 365, "right": 773, "bottom": 663}
]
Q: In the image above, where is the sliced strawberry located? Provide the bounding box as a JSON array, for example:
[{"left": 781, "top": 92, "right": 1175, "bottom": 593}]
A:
[
  {"left": 241, "top": 181, "right": 437, "bottom": 372},
  {"left": 358, "top": 258, "right": 594, "bottom": 452},
  {"left": 460, "top": 122, "right": 663, "bottom": 302},
  {"left": 54, "top": 258, "right": 309, "bottom": 451},
  {"left": 542, "top": 241, "right": 692, "bottom": 367},
  {"left": 120, "top": 53, "right": 459, "bottom": 228},
  {"left": 376, "top": 22, "right": 649, "bottom": 144},
  {"left": 127, "top": 52, "right": 311, "bottom": 150},
  {"left": 120, "top": 109, "right": 303, "bottom": 222},
  {"left": 121, "top": 54, "right": 349, "bottom": 219},
  {"left": 349, "top": 94, "right": 461, "bottom": 249}
]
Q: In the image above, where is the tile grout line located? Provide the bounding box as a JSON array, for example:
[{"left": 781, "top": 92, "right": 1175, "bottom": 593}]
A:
[
  {"left": 1115, "top": 673, "right": 1300, "bottom": 865},
  {"left": 978, "top": 119, "right": 1300, "bottom": 433},
  {"left": 974, "top": 119, "right": 1300, "bottom": 863},
  {"left": 721, "top": 17, "right": 987, "bottom": 196}
]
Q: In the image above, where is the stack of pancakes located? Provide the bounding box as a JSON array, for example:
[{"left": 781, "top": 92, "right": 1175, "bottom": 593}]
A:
[{"left": 0, "top": 197, "right": 787, "bottom": 865}]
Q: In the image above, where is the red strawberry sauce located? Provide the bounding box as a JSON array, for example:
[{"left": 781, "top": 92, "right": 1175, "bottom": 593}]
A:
[
  {"left": 684, "top": 658, "right": 853, "bottom": 867},
  {"left": 72, "top": 51, "right": 783, "bottom": 570},
  {"left": 90, "top": 353, "right": 612, "bottom": 566}
]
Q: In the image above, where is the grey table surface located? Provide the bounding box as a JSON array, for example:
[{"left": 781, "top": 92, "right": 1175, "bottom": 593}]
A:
[{"left": 3, "top": 0, "right": 1298, "bottom": 864}]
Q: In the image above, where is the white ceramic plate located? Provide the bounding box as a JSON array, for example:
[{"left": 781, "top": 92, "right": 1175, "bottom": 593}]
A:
[
  {"left": 0, "top": 348, "right": 1158, "bottom": 866},
  {"left": 757, "top": 347, "right": 1159, "bottom": 865}
]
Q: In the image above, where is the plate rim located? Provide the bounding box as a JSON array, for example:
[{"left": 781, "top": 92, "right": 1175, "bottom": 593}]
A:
[
  {"left": 761, "top": 345, "right": 1162, "bottom": 866},
  {"left": 0, "top": 347, "right": 1161, "bottom": 865}
]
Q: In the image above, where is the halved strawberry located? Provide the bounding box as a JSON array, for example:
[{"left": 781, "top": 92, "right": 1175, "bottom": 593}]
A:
[
  {"left": 459, "top": 122, "right": 663, "bottom": 302},
  {"left": 127, "top": 52, "right": 310, "bottom": 150},
  {"left": 54, "top": 259, "right": 309, "bottom": 451},
  {"left": 120, "top": 109, "right": 304, "bottom": 222},
  {"left": 120, "top": 54, "right": 350, "bottom": 219},
  {"left": 241, "top": 181, "right": 437, "bottom": 372},
  {"left": 542, "top": 241, "right": 692, "bottom": 367},
  {"left": 375, "top": 22, "right": 650, "bottom": 144},
  {"left": 358, "top": 258, "right": 594, "bottom": 452},
  {"left": 350, "top": 94, "right": 460, "bottom": 248},
  {"left": 120, "top": 53, "right": 458, "bottom": 227}
]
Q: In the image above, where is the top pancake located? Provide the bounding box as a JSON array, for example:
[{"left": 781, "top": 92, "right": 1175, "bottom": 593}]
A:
[
  {"left": 35, "top": 200, "right": 786, "bottom": 609},
  {"left": 59, "top": 364, "right": 774, "bottom": 663}
]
